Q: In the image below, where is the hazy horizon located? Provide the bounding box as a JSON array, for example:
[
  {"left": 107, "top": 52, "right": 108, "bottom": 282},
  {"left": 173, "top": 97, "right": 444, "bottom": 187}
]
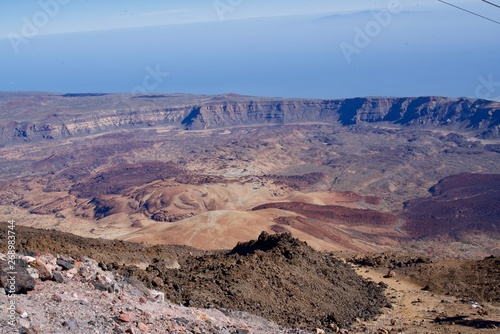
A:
[{"left": 1, "top": 0, "right": 499, "bottom": 100}]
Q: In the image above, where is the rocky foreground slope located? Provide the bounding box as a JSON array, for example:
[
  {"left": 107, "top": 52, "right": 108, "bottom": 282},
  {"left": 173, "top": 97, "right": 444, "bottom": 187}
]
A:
[
  {"left": 1, "top": 252, "right": 313, "bottom": 334},
  {"left": 1, "top": 93, "right": 499, "bottom": 144},
  {"left": 0, "top": 227, "right": 389, "bottom": 332},
  {"left": 1, "top": 226, "right": 499, "bottom": 334}
]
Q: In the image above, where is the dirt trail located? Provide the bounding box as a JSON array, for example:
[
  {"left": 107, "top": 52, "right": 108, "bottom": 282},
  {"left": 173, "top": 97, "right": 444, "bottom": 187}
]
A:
[{"left": 352, "top": 266, "right": 500, "bottom": 333}]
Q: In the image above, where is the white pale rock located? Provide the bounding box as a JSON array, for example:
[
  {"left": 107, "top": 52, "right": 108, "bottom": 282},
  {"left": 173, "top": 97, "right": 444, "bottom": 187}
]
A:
[{"left": 22, "top": 256, "right": 37, "bottom": 264}]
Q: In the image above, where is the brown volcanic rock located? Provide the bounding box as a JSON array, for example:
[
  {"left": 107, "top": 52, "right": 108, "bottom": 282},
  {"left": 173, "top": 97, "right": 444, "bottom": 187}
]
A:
[
  {"left": 265, "top": 172, "right": 325, "bottom": 191},
  {"left": 253, "top": 202, "right": 397, "bottom": 227},
  {"left": 363, "top": 196, "right": 382, "bottom": 205},
  {"left": 70, "top": 162, "right": 186, "bottom": 198},
  {"left": 29, "top": 259, "right": 53, "bottom": 281},
  {"left": 271, "top": 215, "right": 367, "bottom": 251},
  {"left": 137, "top": 232, "right": 389, "bottom": 329},
  {"left": 189, "top": 200, "right": 403, "bottom": 252},
  {"left": 403, "top": 173, "right": 500, "bottom": 238},
  {"left": 401, "top": 256, "right": 500, "bottom": 303},
  {"left": 0, "top": 225, "right": 203, "bottom": 267},
  {"left": 150, "top": 211, "right": 194, "bottom": 222},
  {"left": 430, "top": 173, "right": 500, "bottom": 198}
]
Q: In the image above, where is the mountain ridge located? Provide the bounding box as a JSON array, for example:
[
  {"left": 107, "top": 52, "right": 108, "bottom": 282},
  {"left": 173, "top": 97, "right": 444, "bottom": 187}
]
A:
[{"left": 1, "top": 93, "right": 499, "bottom": 145}]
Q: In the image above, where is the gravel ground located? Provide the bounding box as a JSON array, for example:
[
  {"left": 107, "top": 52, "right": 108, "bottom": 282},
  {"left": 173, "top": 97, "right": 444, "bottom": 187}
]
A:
[{"left": 0, "top": 252, "right": 318, "bottom": 334}]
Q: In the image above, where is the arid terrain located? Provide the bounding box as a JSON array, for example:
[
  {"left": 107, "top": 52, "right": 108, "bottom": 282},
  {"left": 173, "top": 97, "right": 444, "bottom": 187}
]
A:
[
  {"left": 0, "top": 92, "right": 499, "bottom": 332},
  {"left": 1, "top": 92, "right": 499, "bottom": 254}
]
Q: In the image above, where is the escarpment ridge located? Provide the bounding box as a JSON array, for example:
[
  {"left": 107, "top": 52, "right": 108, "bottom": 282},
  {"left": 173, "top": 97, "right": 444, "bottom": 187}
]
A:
[{"left": 1, "top": 93, "right": 499, "bottom": 144}]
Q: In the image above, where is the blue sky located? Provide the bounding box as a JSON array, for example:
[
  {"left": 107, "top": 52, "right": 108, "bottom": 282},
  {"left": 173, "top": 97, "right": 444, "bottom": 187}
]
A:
[
  {"left": 1, "top": 0, "right": 493, "bottom": 36},
  {"left": 1, "top": 0, "right": 500, "bottom": 99}
]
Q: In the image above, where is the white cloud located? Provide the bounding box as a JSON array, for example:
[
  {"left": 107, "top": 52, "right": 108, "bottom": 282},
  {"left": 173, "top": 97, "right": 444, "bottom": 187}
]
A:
[{"left": 106, "top": 8, "right": 195, "bottom": 19}]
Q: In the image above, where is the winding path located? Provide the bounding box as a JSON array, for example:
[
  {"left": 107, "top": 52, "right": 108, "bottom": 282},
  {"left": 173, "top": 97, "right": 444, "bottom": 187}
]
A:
[{"left": 394, "top": 219, "right": 405, "bottom": 234}]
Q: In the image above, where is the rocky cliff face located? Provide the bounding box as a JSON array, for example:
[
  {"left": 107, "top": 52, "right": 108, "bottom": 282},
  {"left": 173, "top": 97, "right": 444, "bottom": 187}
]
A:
[
  {"left": 1, "top": 94, "right": 499, "bottom": 144},
  {"left": 183, "top": 97, "right": 500, "bottom": 136},
  {"left": 0, "top": 106, "right": 192, "bottom": 144}
]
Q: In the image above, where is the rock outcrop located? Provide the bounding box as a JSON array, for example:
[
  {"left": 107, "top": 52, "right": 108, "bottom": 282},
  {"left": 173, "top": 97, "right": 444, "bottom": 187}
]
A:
[
  {"left": 128, "top": 231, "right": 390, "bottom": 329},
  {"left": 183, "top": 97, "right": 500, "bottom": 135}
]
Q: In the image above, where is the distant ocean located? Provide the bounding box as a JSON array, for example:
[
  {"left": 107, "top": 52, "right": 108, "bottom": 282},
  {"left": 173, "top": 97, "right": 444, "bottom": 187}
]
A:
[{"left": 1, "top": 11, "right": 498, "bottom": 99}]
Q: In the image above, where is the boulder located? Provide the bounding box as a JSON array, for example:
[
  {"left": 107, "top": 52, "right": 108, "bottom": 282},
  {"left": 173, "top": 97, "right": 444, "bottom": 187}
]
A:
[
  {"left": 383, "top": 270, "right": 396, "bottom": 278},
  {"left": 0, "top": 261, "right": 35, "bottom": 294},
  {"left": 119, "top": 312, "right": 131, "bottom": 322},
  {"left": 56, "top": 258, "right": 74, "bottom": 270},
  {"left": 52, "top": 271, "right": 65, "bottom": 283},
  {"left": 29, "top": 259, "right": 53, "bottom": 281}
]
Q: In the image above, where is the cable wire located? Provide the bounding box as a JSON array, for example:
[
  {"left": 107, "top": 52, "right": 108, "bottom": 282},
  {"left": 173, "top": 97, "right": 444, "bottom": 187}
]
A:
[
  {"left": 436, "top": 0, "right": 500, "bottom": 25},
  {"left": 481, "top": 0, "right": 500, "bottom": 10}
]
